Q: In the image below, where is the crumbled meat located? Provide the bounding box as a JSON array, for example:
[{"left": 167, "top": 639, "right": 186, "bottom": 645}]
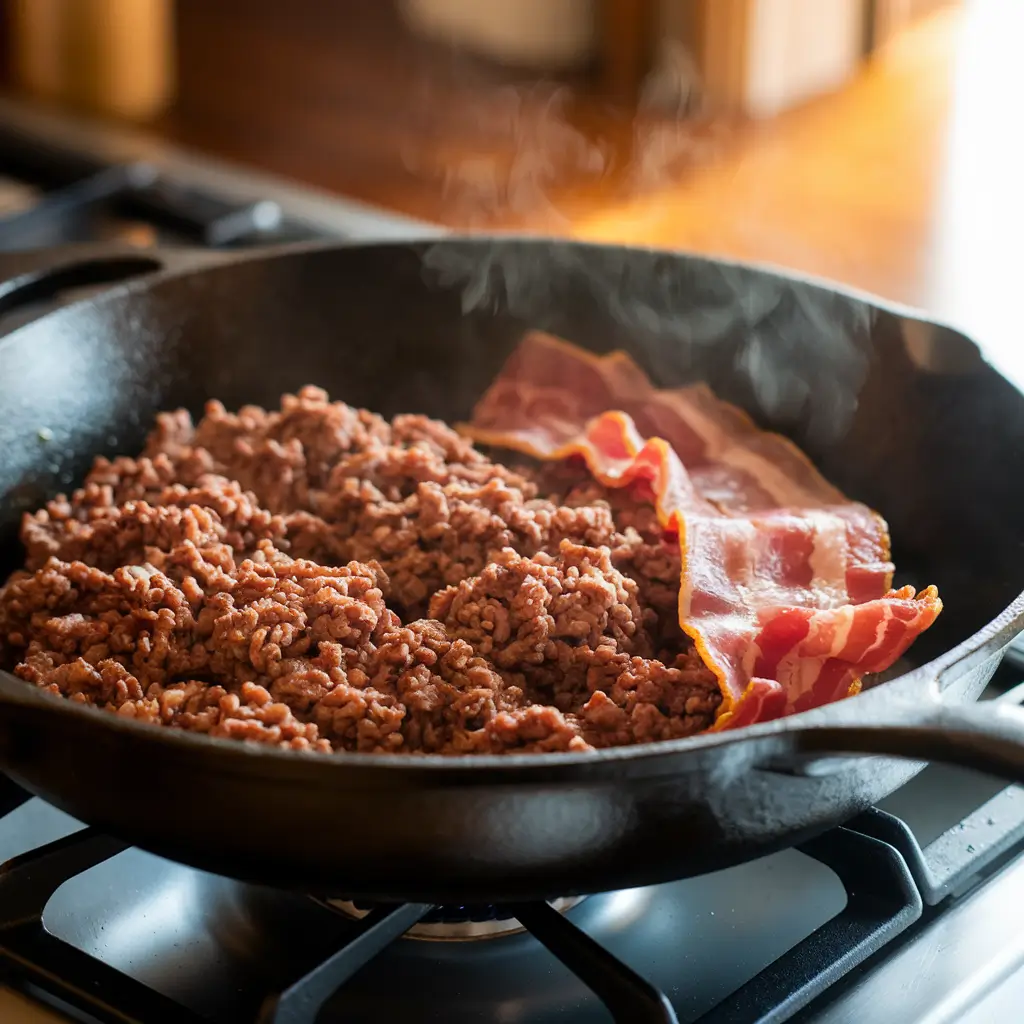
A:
[
  {"left": 20, "top": 481, "right": 289, "bottom": 573},
  {"left": 563, "top": 478, "right": 687, "bottom": 651},
  {"left": 429, "top": 540, "right": 652, "bottom": 676},
  {"left": 323, "top": 474, "right": 620, "bottom": 615},
  {"left": 429, "top": 541, "right": 719, "bottom": 745},
  {"left": 0, "top": 389, "right": 721, "bottom": 755}
]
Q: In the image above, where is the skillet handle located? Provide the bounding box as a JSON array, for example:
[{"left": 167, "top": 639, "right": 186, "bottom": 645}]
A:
[
  {"left": 0, "top": 241, "right": 226, "bottom": 285},
  {"left": 786, "top": 697, "right": 1024, "bottom": 783},
  {"left": 0, "top": 243, "right": 228, "bottom": 339}
]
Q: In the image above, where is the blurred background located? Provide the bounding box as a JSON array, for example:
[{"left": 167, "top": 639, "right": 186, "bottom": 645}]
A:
[{"left": 0, "top": 0, "right": 1018, "bottom": 344}]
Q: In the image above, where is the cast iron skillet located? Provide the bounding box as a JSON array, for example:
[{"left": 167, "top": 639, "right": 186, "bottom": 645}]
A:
[{"left": 0, "top": 238, "right": 1023, "bottom": 903}]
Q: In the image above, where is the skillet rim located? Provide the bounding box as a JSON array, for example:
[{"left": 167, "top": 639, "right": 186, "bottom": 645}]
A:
[{"left": 0, "top": 236, "right": 1021, "bottom": 778}]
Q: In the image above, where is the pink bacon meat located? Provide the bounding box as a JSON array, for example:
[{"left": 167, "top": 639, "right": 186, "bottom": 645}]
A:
[{"left": 461, "top": 332, "right": 941, "bottom": 730}]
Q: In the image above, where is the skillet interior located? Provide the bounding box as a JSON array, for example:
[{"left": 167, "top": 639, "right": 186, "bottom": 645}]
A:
[{"left": 0, "top": 238, "right": 1021, "bottom": 900}]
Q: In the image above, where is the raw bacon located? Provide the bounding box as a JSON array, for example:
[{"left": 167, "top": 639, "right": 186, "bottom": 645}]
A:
[{"left": 462, "top": 332, "right": 941, "bottom": 729}]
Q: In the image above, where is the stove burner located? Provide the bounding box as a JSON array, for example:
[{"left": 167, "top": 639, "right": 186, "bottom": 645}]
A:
[{"left": 324, "top": 895, "right": 588, "bottom": 940}]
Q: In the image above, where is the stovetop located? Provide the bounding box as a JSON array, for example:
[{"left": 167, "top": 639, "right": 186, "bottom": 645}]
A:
[
  {"left": 2, "top": 96, "right": 1024, "bottom": 1024},
  {"left": 0, "top": 95, "right": 442, "bottom": 255}
]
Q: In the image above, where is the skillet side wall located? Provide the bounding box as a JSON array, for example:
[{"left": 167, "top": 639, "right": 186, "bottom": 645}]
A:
[
  {"left": 0, "top": 240, "right": 1021, "bottom": 899},
  {"left": 0, "top": 652, "right": 999, "bottom": 902}
]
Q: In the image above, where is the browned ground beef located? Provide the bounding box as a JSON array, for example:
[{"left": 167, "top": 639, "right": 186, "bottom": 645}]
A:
[{"left": 0, "top": 387, "right": 720, "bottom": 754}]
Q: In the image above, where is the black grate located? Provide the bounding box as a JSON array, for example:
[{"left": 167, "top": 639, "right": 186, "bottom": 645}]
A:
[
  {"left": 342, "top": 900, "right": 517, "bottom": 925},
  {"left": 694, "top": 829, "right": 920, "bottom": 1024},
  {"left": 1, "top": 781, "right": 1012, "bottom": 1024},
  {"left": 0, "top": 125, "right": 342, "bottom": 252}
]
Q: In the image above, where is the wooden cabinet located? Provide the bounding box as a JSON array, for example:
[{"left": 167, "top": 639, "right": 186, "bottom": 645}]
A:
[
  {"left": 656, "top": 0, "right": 959, "bottom": 117},
  {"left": 5, "top": 0, "right": 175, "bottom": 121},
  {"left": 868, "top": 0, "right": 961, "bottom": 50}
]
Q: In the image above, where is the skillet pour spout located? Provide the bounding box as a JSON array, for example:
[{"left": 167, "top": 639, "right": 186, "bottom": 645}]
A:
[{"left": 1, "top": 237, "right": 1024, "bottom": 902}]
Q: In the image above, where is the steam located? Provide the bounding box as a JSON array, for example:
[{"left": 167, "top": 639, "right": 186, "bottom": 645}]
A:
[
  {"left": 401, "top": 38, "right": 722, "bottom": 230},
  {"left": 452, "top": 85, "right": 608, "bottom": 228},
  {"left": 422, "top": 240, "right": 874, "bottom": 443},
  {"left": 404, "top": 34, "right": 872, "bottom": 442},
  {"left": 401, "top": 81, "right": 609, "bottom": 231}
]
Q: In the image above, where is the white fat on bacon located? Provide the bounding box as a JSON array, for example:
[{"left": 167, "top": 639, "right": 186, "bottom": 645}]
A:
[{"left": 805, "top": 510, "right": 854, "bottom": 606}]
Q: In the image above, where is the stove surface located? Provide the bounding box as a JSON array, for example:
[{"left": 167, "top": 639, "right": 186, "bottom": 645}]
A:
[
  {"left": 1, "top": 798, "right": 846, "bottom": 1023},
  {"left": 0, "top": 745, "right": 1021, "bottom": 1024}
]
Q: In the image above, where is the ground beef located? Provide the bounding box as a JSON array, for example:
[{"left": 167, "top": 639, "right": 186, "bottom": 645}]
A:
[
  {"left": 560, "top": 476, "right": 688, "bottom": 651},
  {"left": 430, "top": 542, "right": 719, "bottom": 746},
  {"left": 0, "top": 388, "right": 721, "bottom": 755},
  {"left": 21, "top": 478, "right": 289, "bottom": 573},
  {"left": 322, "top": 473, "right": 619, "bottom": 616}
]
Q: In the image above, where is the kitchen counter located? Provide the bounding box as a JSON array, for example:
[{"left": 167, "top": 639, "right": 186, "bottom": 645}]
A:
[{"left": 572, "top": 1, "right": 1024, "bottom": 383}]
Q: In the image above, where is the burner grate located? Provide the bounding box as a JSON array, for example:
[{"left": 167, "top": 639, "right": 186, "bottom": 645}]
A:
[
  {"left": 0, "top": 125, "right": 344, "bottom": 253},
  {"left": 0, "top": 825, "right": 207, "bottom": 1024},
  {"left": 0, "top": 783, "right": 930, "bottom": 1024},
  {"left": 324, "top": 895, "right": 588, "bottom": 940},
  {"left": 340, "top": 899, "right": 521, "bottom": 924},
  {"left": 696, "top": 829, "right": 921, "bottom": 1023}
]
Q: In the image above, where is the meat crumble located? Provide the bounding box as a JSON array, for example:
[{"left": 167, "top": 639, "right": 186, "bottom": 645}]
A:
[{"left": 0, "top": 387, "right": 721, "bottom": 755}]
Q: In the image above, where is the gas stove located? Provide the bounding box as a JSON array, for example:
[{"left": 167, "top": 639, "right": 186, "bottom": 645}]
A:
[
  {"left": 1, "top": 98, "right": 1024, "bottom": 1024},
  {"left": 0, "top": 96, "right": 442, "bottom": 252}
]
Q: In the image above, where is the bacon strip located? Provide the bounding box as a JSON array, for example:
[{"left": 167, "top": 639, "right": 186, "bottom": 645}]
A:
[{"left": 462, "top": 332, "right": 941, "bottom": 729}]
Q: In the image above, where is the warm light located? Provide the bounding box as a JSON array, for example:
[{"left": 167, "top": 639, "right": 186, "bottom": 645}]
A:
[{"left": 928, "top": 0, "right": 1024, "bottom": 386}]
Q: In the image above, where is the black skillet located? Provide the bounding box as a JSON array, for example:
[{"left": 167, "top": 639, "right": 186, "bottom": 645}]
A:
[{"left": 0, "top": 238, "right": 1023, "bottom": 903}]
